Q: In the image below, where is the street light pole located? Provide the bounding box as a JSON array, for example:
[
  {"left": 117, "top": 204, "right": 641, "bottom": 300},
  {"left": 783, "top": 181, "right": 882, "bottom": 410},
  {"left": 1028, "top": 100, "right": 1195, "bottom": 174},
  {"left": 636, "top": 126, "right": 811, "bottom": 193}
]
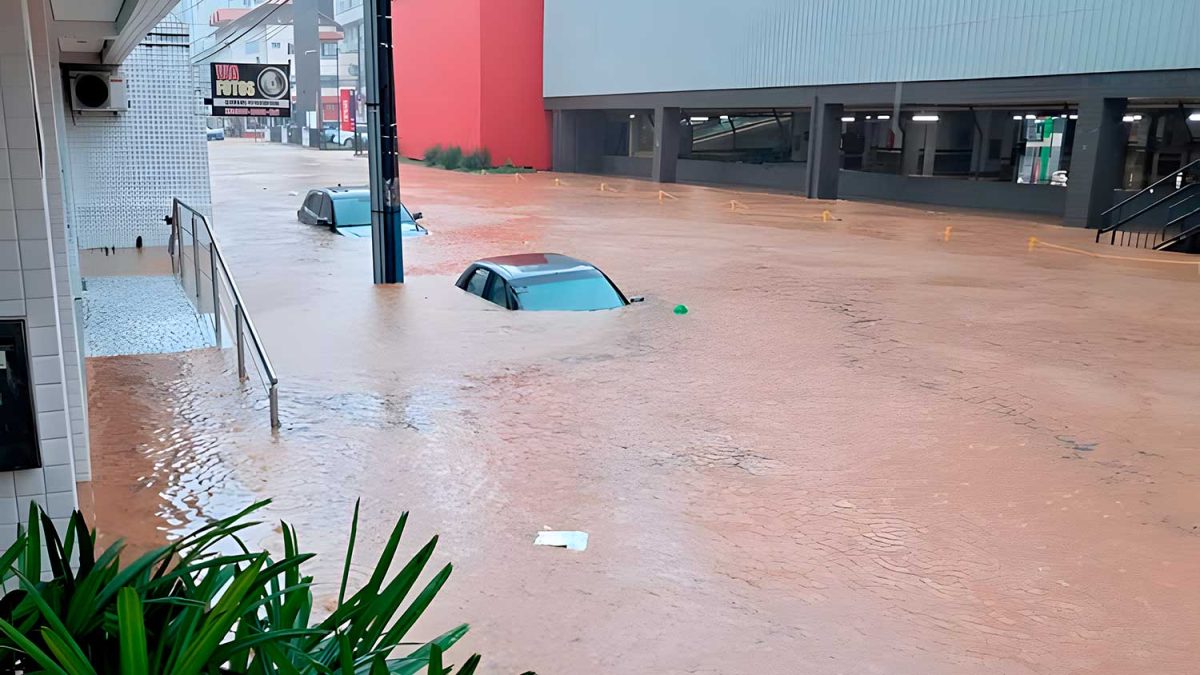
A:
[{"left": 363, "top": 0, "right": 402, "bottom": 283}]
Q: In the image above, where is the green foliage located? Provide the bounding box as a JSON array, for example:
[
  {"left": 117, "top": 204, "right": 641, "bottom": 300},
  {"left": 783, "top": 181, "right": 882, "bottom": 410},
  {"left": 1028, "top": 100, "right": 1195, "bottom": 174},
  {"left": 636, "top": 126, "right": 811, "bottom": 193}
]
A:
[
  {"left": 461, "top": 149, "right": 492, "bottom": 172},
  {"left": 439, "top": 145, "right": 463, "bottom": 170},
  {"left": 0, "top": 500, "right": 488, "bottom": 674},
  {"left": 423, "top": 145, "right": 443, "bottom": 166}
]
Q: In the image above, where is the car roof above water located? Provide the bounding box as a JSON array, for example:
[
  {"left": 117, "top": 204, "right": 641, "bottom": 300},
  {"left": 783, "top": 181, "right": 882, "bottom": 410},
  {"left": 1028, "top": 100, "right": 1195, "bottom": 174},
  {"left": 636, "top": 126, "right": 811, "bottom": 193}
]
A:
[
  {"left": 321, "top": 186, "right": 369, "bottom": 198},
  {"left": 476, "top": 253, "right": 597, "bottom": 281}
]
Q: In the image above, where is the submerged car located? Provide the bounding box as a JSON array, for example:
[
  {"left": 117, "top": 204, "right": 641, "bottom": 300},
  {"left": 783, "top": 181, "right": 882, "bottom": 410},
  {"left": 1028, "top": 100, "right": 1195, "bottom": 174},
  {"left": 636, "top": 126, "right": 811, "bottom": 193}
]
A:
[
  {"left": 456, "top": 253, "right": 641, "bottom": 311},
  {"left": 296, "top": 187, "right": 426, "bottom": 238},
  {"left": 206, "top": 127, "right": 225, "bottom": 141}
]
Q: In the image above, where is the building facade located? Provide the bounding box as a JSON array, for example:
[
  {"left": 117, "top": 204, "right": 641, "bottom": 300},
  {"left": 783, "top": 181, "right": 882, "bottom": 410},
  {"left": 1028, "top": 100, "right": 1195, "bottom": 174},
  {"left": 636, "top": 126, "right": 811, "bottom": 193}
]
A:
[
  {"left": 392, "top": 0, "right": 550, "bottom": 169},
  {"left": 543, "top": 0, "right": 1200, "bottom": 227},
  {"left": 0, "top": 0, "right": 186, "bottom": 547}
]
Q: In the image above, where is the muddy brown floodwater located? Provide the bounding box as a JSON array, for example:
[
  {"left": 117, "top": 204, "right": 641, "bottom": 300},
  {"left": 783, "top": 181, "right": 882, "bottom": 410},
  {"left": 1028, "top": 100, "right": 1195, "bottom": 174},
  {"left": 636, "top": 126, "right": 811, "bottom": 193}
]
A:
[{"left": 83, "top": 140, "right": 1200, "bottom": 674}]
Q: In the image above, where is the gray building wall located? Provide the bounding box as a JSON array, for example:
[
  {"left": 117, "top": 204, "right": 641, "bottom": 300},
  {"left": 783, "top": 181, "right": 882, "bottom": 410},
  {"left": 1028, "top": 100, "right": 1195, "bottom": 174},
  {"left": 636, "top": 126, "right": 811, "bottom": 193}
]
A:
[
  {"left": 839, "top": 171, "right": 1068, "bottom": 216},
  {"left": 545, "top": 0, "right": 1200, "bottom": 97}
]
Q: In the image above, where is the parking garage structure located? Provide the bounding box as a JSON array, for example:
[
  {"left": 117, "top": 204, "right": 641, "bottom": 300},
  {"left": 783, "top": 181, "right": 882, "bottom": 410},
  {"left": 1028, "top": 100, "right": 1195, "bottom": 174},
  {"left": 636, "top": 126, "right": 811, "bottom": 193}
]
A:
[{"left": 543, "top": 0, "right": 1200, "bottom": 229}]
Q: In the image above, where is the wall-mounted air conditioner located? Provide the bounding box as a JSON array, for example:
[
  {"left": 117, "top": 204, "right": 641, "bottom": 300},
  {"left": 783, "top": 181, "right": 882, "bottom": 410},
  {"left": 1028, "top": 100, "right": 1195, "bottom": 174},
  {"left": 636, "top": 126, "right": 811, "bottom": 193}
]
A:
[{"left": 68, "top": 71, "right": 128, "bottom": 112}]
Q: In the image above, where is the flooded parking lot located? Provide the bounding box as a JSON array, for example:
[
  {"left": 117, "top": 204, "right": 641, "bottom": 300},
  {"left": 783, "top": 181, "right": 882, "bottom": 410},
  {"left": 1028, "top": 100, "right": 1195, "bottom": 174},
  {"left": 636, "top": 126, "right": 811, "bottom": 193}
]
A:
[{"left": 83, "top": 140, "right": 1200, "bottom": 673}]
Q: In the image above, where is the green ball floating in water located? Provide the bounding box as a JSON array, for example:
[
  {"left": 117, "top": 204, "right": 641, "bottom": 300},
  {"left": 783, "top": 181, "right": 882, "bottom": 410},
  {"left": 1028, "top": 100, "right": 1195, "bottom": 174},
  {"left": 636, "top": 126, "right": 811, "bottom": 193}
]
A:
[{"left": 673, "top": 304, "right": 689, "bottom": 315}]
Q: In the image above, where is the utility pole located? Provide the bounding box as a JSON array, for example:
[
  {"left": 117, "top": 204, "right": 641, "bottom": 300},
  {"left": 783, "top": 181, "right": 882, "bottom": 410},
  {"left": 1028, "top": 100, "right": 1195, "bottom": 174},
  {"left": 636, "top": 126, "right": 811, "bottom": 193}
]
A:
[
  {"left": 293, "top": 0, "right": 320, "bottom": 144},
  {"left": 363, "top": 0, "right": 403, "bottom": 283}
]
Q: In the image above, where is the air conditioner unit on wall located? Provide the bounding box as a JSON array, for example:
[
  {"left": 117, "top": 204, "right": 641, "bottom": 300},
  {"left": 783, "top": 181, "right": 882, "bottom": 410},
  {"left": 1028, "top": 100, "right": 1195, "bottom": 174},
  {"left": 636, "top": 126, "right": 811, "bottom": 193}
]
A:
[{"left": 68, "top": 71, "right": 128, "bottom": 112}]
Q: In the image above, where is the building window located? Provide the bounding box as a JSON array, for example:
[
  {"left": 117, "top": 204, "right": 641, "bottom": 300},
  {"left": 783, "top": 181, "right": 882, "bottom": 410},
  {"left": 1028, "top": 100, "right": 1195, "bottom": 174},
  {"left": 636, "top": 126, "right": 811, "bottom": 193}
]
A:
[
  {"left": 287, "top": 43, "right": 294, "bottom": 55},
  {"left": 321, "top": 43, "right": 338, "bottom": 57},
  {"left": 271, "top": 42, "right": 281, "bottom": 49},
  {"left": 320, "top": 75, "right": 339, "bottom": 88}
]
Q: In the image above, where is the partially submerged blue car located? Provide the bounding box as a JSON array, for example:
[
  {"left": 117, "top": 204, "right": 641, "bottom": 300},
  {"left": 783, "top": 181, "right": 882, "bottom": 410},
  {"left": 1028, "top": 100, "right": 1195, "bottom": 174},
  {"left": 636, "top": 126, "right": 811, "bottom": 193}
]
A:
[
  {"left": 456, "top": 253, "right": 643, "bottom": 311},
  {"left": 297, "top": 186, "right": 427, "bottom": 238}
]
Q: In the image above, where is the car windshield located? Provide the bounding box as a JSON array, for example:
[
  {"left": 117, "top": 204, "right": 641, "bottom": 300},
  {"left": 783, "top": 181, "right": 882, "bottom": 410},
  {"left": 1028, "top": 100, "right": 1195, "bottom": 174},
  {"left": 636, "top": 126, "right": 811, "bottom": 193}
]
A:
[
  {"left": 512, "top": 271, "right": 625, "bottom": 311},
  {"left": 332, "top": 196, "right": 415, "bottom": 228}
]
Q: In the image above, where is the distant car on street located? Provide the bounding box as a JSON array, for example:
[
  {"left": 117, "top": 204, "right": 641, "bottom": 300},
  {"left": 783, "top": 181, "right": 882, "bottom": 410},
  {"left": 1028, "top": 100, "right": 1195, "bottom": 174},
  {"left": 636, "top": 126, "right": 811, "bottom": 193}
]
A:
[
  {"left": 206, "top": 127, "right": 225, "bottom": 141},
  {"left": 296, "top": 187, "right": 427, "bottom": 238},
  {"left": 322, "top": 123, "right": 368, "bottom": 148},
  {"left": 456, "top": 253, "right": 641, "bottom": 311}
]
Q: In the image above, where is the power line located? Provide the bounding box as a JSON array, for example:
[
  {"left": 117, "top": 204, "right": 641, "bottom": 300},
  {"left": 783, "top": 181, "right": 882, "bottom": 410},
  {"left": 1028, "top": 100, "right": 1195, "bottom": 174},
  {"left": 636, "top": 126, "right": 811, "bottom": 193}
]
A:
[{"left": 191, "top": 0, "right": 286, "bottom": 59}]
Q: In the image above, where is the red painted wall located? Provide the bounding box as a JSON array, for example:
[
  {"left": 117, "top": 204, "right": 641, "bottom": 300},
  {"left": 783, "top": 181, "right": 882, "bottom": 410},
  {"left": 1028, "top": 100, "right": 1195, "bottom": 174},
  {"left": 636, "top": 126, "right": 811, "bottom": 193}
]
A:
[
  {"left": 392, "top": 0, "right": 549, "bottom": 169},
  {"left": 393, "top": 0, "right": 481, "bottom": 160},
  {"left": 479, "top": 0, "right": 550, "bottom": 169}
]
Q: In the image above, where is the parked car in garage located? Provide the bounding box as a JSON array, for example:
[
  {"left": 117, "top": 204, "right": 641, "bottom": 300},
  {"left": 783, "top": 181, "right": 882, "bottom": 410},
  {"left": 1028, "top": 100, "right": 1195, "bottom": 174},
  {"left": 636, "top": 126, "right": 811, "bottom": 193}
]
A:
[
  {"left": 206, "top": 126, "right": 225, "bottom": 141},
  {"left": 296, "top": 187, "right": 427, "bottom": 238},
  {"left": 455, "top": 253, "right": 641, "bottom": 311}
]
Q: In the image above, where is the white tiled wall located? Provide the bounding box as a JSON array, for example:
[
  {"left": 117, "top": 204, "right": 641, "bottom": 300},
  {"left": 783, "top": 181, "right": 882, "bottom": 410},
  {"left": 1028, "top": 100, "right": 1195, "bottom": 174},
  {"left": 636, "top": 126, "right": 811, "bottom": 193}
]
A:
[
  {"left": 0, "top": 0, "right": 81, "bottom": 541},
  {"left": 27, "top": 0, "right": 88, "bottom": 482},
  {"left": 66, "top": 22, "right": 212, "bottom": 250}
]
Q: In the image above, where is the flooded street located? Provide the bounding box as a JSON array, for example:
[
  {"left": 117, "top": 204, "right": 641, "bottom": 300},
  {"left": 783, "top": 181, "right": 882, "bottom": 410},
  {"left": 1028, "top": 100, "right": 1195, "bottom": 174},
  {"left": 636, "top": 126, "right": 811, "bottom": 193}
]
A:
[{"left": 85, "top": 140, "right": 1200, "bottom": 673}]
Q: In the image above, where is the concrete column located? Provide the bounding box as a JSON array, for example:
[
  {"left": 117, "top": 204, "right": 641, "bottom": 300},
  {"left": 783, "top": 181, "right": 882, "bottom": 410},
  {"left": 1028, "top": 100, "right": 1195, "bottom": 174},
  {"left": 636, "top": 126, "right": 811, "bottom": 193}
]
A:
[
  {"left": 921, "top": 121, "right": 938, "bottom": 176},
  {"left": 1063, "top": 98, "right": 1127, "bottom": 228},
  {"left": 901, "top": 121, "right": 921, "bottom": 175},
  {"left": 806, "top": 99, "right": 842, "bottom": 199},
  {"left": 551, "top": 110, "right": 578, "bottom": 172},
  {"left": 790, "top": 109, "right": 810, "bottom": 161},
  {"left": 651, "top": 106, "right": 680, "bottom": 183},
  {"left": 970, "top": 110, "right": 993, "bottom": 176}
]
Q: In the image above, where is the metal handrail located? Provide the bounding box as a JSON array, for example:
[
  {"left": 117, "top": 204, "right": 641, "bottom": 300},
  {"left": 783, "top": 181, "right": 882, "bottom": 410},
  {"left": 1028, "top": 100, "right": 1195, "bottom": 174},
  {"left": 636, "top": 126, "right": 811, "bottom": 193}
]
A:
[
  {"left": 1102, "top": 182, "right": 1199, "bottom": 235},
  {"left": 168, "top": 198, "right": 280, "bottom": 428},
  {"left": 1099, "top": 158, "right": 1200, "bottom": 222},
  {"left": 1155, "top": 205, "right": 1200, "bottom": 250}
]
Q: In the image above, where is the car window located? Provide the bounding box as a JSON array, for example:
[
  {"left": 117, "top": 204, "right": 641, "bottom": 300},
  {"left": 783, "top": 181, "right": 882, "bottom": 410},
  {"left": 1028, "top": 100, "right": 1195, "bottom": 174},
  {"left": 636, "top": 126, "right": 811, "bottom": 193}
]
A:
[
  {"left": 485, "top": 276, "right": 509, "bottom": 308},
  {"left": 317, "top": 195, "right": 332, "bottom": 221},
  {"left": 464, "top": 268, "right": 490, "bottom": 296},
  {"left": 330, "top": 197, "right": 413, "bottom": 229},
  {"left": 303, "top": 192, "right": 320, "bottom": 213},
  {"left": 332, "top": 196, "right": 369, "bottom": 226},
  {"left": 512, "top": 271, "right": 625, "bottom": 311}
]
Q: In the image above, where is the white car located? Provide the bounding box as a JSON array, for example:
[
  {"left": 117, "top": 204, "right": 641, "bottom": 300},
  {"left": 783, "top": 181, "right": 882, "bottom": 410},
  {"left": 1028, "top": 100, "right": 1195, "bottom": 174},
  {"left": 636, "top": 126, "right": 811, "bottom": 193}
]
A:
[{"left": 322, "top": 125, "right": 367, "bottom": 148}]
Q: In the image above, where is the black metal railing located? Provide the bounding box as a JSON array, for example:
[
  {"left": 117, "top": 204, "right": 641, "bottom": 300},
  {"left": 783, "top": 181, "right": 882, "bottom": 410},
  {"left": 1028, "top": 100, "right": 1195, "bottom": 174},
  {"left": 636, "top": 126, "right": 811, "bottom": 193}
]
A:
[
  {"left": 1155, "top": 205, "right": 1200, "bottom": 252},
  {"left": 168, "top": 198, "right": 280, "bottom": 428},
  {"left": 1096, "top": 159, "right": 1200, "bottom": 248}
]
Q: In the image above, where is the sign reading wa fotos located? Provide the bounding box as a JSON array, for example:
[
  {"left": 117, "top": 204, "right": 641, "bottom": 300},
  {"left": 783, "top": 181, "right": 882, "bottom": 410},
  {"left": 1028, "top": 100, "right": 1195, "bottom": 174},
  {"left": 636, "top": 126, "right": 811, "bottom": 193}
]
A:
[{"left": 210, "top": 63, "right": 291, "bottom": 117}]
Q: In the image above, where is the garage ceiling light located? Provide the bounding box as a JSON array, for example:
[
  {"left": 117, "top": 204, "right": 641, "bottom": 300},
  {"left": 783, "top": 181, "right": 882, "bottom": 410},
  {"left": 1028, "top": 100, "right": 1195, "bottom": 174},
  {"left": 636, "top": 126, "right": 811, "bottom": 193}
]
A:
[
  {"left": 1122, "top": 114, "right": 1143, "bottom": 122},
  {"left": 1012, "top": 115, "right": 1023, "bottom": 120},
  {"left": 629, "top": 114, "right": 636, "bottom": 119},
  {"left": 877, "top": 114, "right": 890, "bottom": 120},
  {"left": 1024, "top": 114, "right": 1037, "bottom": 119},
  {"left": 1069, "top": 114, "right": 1078, "bottom": 120},
  {"left": 911, "top": 114, "right": 939, "bottom": 122},
  {"left": 689, "top": 116, "right": 709, "bottom": 123},
  {"left": 1189, "top": 113, "right": 1200, "bottom": 121},
  {"left": 840, "top": 116, "right": 855, "bottom": 122}
]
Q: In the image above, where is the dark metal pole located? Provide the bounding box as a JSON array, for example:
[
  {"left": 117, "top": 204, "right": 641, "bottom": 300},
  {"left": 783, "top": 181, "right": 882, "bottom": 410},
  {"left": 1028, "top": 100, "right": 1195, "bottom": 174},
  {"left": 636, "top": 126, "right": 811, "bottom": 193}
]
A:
[{"left": 364, "top": 0, "right": 402, "bottom": 283}]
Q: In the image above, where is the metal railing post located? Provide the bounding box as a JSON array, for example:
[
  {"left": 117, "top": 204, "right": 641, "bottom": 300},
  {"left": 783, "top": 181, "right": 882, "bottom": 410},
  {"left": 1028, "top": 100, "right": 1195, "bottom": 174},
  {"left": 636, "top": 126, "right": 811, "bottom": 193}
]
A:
[
  {"left": 176, "top": 202, "right": 182, "bottom": 274},
  {"left": 191, "top": 214, "right": 201, "bottom": 300},
  {"left": 235, "top": 304, "right": 246, "bottom": 380},
  {"left": 210, "top": 248, "right": 221, "bottom": 345},
  {"left": 269, "top": 384, "right": 279, "bottom": 428}
]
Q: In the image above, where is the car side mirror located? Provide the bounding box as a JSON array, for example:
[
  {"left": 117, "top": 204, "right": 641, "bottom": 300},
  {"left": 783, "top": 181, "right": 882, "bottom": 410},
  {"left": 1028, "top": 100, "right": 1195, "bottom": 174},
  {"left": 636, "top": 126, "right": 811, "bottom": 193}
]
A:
[
  {"left": 629, "top": 296, "right": 645, "bottom": 303},
  {"left": 412, "top": 212, "right": 423, "bottom": 221},
  {"left": 316, "top": 217, "right": 331, "bottom": 226}
]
